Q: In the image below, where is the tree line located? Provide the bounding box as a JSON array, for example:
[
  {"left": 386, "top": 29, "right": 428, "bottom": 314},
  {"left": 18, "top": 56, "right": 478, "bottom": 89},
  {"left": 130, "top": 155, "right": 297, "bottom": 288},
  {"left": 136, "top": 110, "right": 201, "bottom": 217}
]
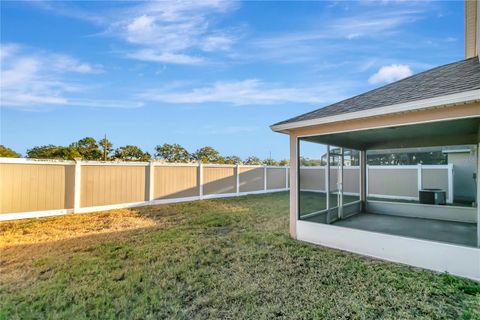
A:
[{"left": 0, "top": 139, "right": 289, "bottom": 165}]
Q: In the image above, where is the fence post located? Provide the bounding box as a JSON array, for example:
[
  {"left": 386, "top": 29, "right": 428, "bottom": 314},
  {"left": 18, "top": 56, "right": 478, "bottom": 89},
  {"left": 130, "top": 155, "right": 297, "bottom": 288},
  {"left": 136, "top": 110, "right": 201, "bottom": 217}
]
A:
[
  {"left": 73, "top": 158, "right": 82, "bottom": 213},
  {"left": 198, "top": 161, "right": 204, "bottom": 200},
  {"left": 417, "top": 163, "right": 423, "bottom": 200},
  {"left": 236, "top": 164, "right": 240, "bottom": 195},
  {"left": 285, "top": 166, "right": 289, "bottom": 189},
  {"left": 264, "top": 165, "right": 267, "bottom": 192},
  {"left": 447, "top": 163, "right": 453, "bottom": 204},
  {"left": 148, "top": 161, "right": 155, "bottom": 202}
]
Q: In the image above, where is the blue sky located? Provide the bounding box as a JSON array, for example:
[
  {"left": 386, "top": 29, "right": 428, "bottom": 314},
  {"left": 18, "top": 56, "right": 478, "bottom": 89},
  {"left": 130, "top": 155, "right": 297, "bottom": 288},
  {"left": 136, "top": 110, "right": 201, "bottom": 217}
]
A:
[{"left": 0, "top": 0, "right": 465, "bottom": 159}]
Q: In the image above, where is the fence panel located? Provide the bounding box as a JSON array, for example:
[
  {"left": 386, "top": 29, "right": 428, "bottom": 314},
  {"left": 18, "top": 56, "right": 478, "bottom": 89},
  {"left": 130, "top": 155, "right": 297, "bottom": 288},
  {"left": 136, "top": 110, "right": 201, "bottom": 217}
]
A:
[
  {"left": 266, "top": 168, "right": 287, "bottom": 190},
  {"left": 422, "top": 168, "right": 449, "bottom": 194},
  {"left": 203, "top": 166, "right": 236, "bottom": 195},
  {"left": 368, "top": 167, "right": 418, "bottom": 199},
  {"left": 0, "top": 163, "right": 74, "bottom": 213},
  {"left": 299, "top": 168, "right": 324, "bottom": 191},
  {"left": 153, "top": 165, "right": 199, "bottom": 200},
  {"left": 80, "top": 165, "right": 146, "bottom": 207},
  {"left": 239, "top": 167, "right": 264, "bottom": 193}
]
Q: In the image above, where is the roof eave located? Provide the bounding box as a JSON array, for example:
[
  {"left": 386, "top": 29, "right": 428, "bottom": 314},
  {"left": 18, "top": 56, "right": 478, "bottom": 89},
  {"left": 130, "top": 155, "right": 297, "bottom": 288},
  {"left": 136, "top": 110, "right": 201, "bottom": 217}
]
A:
[{"left": 270, "top": 89, "right": 480, "bottom": 133}]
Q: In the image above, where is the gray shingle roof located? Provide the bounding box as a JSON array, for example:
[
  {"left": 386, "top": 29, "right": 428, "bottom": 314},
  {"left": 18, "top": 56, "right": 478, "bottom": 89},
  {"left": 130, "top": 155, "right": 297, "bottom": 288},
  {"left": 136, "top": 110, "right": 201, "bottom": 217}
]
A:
[{"left": 273, "top": 57, "right": 480, "bottom": 127}]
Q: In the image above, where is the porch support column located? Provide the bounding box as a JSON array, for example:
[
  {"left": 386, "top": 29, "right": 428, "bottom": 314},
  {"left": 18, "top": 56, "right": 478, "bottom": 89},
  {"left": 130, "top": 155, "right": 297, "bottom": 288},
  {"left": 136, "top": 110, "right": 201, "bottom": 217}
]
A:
[
  {"left": 360, "top": 150, "right": 367, "bottom": 212},
  {"left": 326, "top": 146, "right": 331, "bottom": 224},
  {"left": 290, "top": 135, "right": 298, "bottom": 239},
  {"left": 477, "top": 141, "right": 480, "bottom": 248},
  {"left": 338, "top": 148, "right": 344, "bottom": 219}
]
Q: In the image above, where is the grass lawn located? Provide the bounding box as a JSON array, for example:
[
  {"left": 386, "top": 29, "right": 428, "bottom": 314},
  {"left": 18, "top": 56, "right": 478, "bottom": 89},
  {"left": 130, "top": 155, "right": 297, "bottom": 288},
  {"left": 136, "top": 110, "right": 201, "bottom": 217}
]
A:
[{"left": 1, "top": 192, "right": 479, "bottom": 319}]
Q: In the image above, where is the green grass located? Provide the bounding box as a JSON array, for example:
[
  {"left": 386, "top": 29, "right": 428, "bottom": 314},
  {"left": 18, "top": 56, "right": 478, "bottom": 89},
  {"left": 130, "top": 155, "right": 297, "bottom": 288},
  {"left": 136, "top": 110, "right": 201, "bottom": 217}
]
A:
[{"left": 1, "top": 192, "right": 479, "bottom": 319}]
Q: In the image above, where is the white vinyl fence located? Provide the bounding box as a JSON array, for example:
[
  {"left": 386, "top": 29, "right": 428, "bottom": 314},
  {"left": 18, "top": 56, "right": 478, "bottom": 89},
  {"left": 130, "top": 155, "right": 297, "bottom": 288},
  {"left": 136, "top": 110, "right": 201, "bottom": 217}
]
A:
[
  {"left": 300, "top": 164, "right": 453, "bottom": 203},
  {"left": 0, "top": 158, "right": 289, "bottom": 221},
  {"left": 0, "top": 157, "right": 454, "bottom": 221}
]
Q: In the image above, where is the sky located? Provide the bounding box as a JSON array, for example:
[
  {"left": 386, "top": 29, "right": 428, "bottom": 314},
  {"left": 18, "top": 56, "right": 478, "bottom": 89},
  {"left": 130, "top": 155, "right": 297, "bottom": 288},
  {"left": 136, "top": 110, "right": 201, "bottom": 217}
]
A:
[{"left": 0, "top": 0, "right": 465, "bottom": 160}]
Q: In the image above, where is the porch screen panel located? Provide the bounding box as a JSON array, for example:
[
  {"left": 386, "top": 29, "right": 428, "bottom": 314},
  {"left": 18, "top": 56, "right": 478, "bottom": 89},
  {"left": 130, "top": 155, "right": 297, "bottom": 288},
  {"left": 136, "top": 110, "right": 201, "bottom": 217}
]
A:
[{"left": 298, "top": 138, "right": 328, "bottom": 222}]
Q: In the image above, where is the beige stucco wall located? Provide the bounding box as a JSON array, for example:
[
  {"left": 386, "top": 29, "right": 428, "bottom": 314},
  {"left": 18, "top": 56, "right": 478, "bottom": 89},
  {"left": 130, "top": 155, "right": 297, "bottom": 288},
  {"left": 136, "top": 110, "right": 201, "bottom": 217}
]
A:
[
  {"left": 81, "top": 165, "right": 147, "bottom": 207},
  {"left": 154, "top": 166, "right": 199, "bottom": 199},
  {"left": 203, "top": 167, "right": 236, "bottom": 195},
  {"left": 239, "top": 167, "right": 264, "bottom": 192},
  {"left": 267, "top": 168, "right": 287, "bottom": 190},
  {"left": 0, "top": 163, "right": 74, "bottom": 214}
]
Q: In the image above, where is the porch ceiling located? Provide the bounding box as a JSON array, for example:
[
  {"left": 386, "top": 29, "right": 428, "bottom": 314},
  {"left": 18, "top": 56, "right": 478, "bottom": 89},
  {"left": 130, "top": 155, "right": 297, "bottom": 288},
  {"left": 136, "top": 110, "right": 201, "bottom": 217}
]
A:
[{"left": 302, "top": 117, "right": 480, "bottom": 150}]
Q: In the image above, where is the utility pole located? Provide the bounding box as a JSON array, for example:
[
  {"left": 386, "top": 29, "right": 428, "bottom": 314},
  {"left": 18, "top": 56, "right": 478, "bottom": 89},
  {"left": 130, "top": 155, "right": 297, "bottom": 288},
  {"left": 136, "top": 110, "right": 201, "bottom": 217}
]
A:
[{"left": 103, "top": 134, "right": 107, "bottom": 161}]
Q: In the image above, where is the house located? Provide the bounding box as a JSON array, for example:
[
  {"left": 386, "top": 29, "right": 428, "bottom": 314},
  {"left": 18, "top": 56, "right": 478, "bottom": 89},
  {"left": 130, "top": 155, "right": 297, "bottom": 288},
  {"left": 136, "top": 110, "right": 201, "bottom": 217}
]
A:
[{"left": 271, "top": 0, "right": 480, "bottom": 280}]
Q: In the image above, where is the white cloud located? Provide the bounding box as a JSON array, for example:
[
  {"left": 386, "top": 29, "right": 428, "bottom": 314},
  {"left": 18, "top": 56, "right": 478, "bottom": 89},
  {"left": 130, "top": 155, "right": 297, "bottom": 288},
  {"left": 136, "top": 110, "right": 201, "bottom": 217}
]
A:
[
  {"left": 109, "top": 1, "right": 237, "bottom": 64},
  {"left": 139, "top": 79, "right": 349, "bottom": 106},
  {"left": 368, "top": 64, "right": 413, "bottom": 84},
  {"left": 0, "top": 43, "right": 140, "bottom": 109},
  {"left": 126, "top": 49, "right": 205, "bottom": 65}
]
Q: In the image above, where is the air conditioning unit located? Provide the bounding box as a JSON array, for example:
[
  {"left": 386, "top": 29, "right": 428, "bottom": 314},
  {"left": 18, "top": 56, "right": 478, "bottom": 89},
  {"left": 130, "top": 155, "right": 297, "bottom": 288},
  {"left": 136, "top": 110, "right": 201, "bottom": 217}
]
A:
[{"left": 419, "top": 189, "right": 446, "bottom": 205}]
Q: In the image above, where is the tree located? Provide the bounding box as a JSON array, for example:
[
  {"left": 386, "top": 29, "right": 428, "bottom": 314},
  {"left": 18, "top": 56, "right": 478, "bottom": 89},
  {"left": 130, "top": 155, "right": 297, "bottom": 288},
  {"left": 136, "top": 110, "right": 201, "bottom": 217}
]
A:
[
  {"left": 0, "top": 145, "right": 21, "bottom": 158},
  {"left": 98, "top": 136, "right": 113, "bottom": 161},
  {"left": 26, "top": 145, "right": 81, "bottom": 160},
  {"left": 70, "top": 137, "right": 102, "bottom": 160},
  {"left": 263, "top": 158, "right": 278, "bottom": 166},
  {"left": 155, "top": 143, "right": 191, "bottom": 162},
  {"left": 278, "top": 159, "right": 289, "bottom": 166},
  {"left": 113, "top": 145, "right": 151, "bottom": 161},
  {"left": 192, "top": 146, "right": 224, "bottom": 164},
  {"left": 224, "top": 155, "right": 242, "bottom": 165},
  {"left": 244, "top": 156, "right": 262, "bottom": 165}
]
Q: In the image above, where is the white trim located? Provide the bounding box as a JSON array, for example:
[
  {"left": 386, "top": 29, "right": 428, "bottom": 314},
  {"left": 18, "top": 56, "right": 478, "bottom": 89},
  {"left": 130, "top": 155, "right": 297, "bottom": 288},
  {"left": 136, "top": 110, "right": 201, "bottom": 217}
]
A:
[
  {"left": 297, "top": 220, "right": 480, "bottom": 281},
  {"left": 417, "top": 163, "right": 423, "bottom": 192},
  {"left": 285, "top": 167, "right": 289, "bottom": 189},
  {"left": 236, "top": 164, "right": 240, "bottom": 195},
  {"left": 271, "top": 89, "right": 480, "bottom": 131},
  {"left": 300, "top": 189, "right": 359, "bottom": 197},
  {"left": 0, "top": 209, "right": 74, "bottom": 221},
  {"left": 151, "top": 196, "right": 201, "bottom": 205},
  {"left": 74, "top": 201, "right": 148, "bottom": 214},
  {"left": 264, "top": 165, "right": 267, "bottom": 191},
  {"left": 148, "top": 161, "right": 155, "bottom": 201},
  {"left": 367, "top": 199, "right": 476, "bottom": 210},
  {"left": 442, "top": 149, "right": 471, "bottom": 154},
  {"left": 152, "top": 162, "right": 199, "bottom": 167},
  {"left": 447, "top": 163, "right": 454, "bottom": 204},
  {"left": 367, "top": 194, "right": 418, "bottom": 201},
  {"left": 0, "top": 158, "right": 75, "bottom": 165},
  {"left": 367, "top": 165, "right": 451, "bottom": 170},
  {"left": 198, "top": 162, "right": 204, "bottom": 200},
  {"left": 79, "top": 161, "right": 149, "bottom": 166},
  {"left": 366, "top": 200, "right": 477, "bottom": 223},
  {"left": 326, "top": 146, "right": 331, "bottom": 223},
  {"left": 73, "top": 160, "right": 81, "bottom": 213},
  {"left": 300, "top": 166, "right": 359, "bottom": 169}
]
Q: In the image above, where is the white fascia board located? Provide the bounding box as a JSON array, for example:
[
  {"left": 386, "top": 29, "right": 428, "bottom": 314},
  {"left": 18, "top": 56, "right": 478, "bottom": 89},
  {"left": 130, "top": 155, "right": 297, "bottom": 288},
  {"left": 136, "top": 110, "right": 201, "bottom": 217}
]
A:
[{"left": 271, "top": 89, "right": 480, "bottom": 132}]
